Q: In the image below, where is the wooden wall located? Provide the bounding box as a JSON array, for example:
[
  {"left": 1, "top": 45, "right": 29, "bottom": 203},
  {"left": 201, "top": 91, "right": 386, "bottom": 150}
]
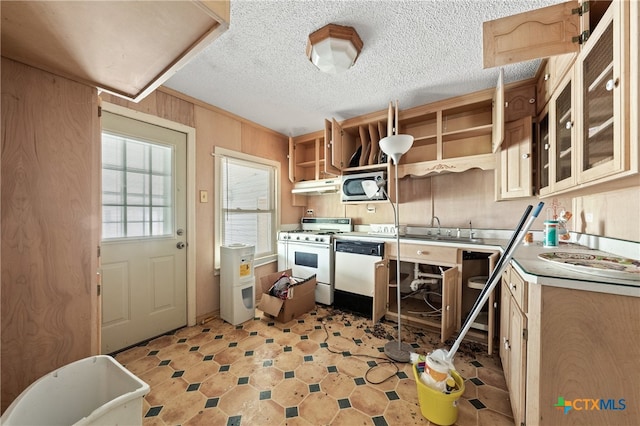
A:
[{"left": 1, "top": 58, "right": 101, "bottom": 411}]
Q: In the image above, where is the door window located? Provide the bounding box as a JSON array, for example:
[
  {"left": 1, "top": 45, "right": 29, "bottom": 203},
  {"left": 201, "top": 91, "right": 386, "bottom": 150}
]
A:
[{"left": 102, "top": 133, "right": 174, "bottom": 239}]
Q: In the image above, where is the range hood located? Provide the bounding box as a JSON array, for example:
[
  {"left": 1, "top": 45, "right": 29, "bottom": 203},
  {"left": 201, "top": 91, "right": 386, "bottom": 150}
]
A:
[{"left": 291, "top": 179, "right": 340, "bottom": 195}]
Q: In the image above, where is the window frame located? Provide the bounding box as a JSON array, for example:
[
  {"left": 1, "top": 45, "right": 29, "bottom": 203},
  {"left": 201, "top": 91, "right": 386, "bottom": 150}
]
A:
[{"left": 213, "top": 147, "right": 280, "bottom": 270}]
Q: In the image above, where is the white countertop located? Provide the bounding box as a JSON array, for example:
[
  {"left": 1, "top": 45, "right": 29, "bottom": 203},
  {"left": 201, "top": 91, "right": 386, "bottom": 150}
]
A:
[{"left": 335, "top": 232, "right": 640, "bottom": 297}]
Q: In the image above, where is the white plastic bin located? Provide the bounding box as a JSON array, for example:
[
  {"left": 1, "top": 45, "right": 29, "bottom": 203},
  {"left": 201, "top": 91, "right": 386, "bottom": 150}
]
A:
[{"left": 1, "top": 355, "right": 150, "bottom": 426}]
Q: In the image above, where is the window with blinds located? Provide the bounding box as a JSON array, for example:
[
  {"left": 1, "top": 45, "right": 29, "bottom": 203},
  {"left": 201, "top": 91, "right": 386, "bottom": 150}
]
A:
[{"left": 219, "top": 155, "right": 276, "bottom": 259}]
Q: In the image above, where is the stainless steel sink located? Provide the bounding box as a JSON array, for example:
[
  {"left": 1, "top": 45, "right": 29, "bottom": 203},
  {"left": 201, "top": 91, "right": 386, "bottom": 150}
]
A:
[
  {"left": 403, "top": 234, "right": 484, "bottom": 244},
  {"left": 403, "top": 225, "right": 483, "bottom": 244}
]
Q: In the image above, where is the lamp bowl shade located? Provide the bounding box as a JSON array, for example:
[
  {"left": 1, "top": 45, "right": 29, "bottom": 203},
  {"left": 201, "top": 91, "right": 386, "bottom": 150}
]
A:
[{"left": 379, "top": 134, "right": 414, "bottom": 165}]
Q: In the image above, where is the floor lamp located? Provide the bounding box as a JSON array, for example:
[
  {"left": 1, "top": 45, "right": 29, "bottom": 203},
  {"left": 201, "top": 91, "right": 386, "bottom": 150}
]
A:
[{"left": 363, "top": 133, "right": 414, "bottom": 362}]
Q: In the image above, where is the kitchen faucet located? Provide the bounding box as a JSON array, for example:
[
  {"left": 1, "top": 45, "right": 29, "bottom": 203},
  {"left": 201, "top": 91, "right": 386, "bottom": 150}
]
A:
[{"left": 430, "top": 216, "right": 441, "bottom": 236}]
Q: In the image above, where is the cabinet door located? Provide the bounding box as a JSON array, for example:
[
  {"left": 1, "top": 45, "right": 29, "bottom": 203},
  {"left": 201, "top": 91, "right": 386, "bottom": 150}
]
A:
[
  {"left": 500, "top": 116, "right": 533, "bottom": 199},
  {"left": 288, "top": 136, "right": 295, "bottom": 183},
  {"left": 499, "top": 279, "right": 511, "bottom": 376},
  {"left": 551, "top": 73, "right": 576, "bottom": 191},
  {"left": 577, "top": 2, "right": 627, "bottom": 183},
  {"left": 537, "top": 108, "right": 551, "bottom": 195},
  {"left": 440, "top": 266, "right": 459, "bottom": 342},
  {"left": 483, "top": 1, "right": 580, "bottom": 68},
  {"left": 492, "top": 68, "right": 505, "bottom": 153},
  {"left": 373, "top": 260, "right": 388, "bottom": 323},
  {"left": 509, "top": 303, "right": 527, "bottom": 426},
  {"left": 505, "top": 83, "right": 536, "bottom": 123},
  {"left": 324, "top": 119, "right": 341, "bottom": 175}
]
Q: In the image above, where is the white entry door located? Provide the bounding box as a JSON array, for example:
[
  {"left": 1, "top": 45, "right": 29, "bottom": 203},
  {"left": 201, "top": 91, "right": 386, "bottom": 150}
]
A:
[{"left": 101, "top": 111, "right": 187, "bottom": 353}]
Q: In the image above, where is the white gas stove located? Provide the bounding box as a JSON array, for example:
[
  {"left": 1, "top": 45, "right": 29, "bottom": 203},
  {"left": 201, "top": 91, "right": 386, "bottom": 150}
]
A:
[{"left": 277, "top": 218, "right": 352, "bottom": 305}]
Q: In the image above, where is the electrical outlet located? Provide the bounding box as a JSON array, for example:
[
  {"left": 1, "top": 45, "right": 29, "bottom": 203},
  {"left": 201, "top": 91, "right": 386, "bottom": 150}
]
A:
[
  {"left": 585, "top": 212, "right": 593, "bottom": 223},
  {"left": 306, "top": 209, "right": 314, "bottom": 216},
  {"left": 200, "top": 190, "right": 208, "bottom": 203}
]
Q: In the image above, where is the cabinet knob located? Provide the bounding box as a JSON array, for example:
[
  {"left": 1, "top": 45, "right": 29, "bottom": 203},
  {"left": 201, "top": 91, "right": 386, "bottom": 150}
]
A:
[
  {"left": 509, "top": 282, "right": 516, "bottom": 291},
  {"left": 565, "top": 121, "right": 573, "bottom": 130},
  {"left": 417, "top": 250, "right": 426, "bottom": 255},
  {"left": 544, "top": 73, "right": 551, "bottom": 81},
  {"left": 605, "top": 78, "right": 619, "bottom": 91},
  {"left": 544, "top": 143, "right": 550, "bottom": 150},
  {"left": 521, "top": 153, "right": 530, "bottom": 159},
  {"left": 504, "top": 339, "right": 511, "bottom": 350}
]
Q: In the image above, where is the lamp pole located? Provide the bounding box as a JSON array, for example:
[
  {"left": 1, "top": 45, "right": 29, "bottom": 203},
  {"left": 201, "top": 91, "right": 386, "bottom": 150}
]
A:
[
  {"left": 384, "top": 157, "right": 412, "bottom": 363},
  {"left": 378, "top": 131, "right": 414, "bottom": 363}
]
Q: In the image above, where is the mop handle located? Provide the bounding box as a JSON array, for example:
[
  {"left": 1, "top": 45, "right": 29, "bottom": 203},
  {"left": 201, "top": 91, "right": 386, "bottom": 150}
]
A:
[{"left": 446, "top": 202, "right": 544, "bottom": 361}]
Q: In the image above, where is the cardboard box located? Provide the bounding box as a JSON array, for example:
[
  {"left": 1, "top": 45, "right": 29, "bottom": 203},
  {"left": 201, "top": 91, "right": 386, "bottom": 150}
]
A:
[{"left": 258, "top": 269, "right": 316, "bottom": 323}]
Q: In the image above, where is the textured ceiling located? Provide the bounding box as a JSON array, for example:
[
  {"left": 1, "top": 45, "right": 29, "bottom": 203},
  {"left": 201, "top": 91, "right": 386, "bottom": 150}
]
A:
[{"left": 164, "top": 0, "right": 564, "bottom": 137}]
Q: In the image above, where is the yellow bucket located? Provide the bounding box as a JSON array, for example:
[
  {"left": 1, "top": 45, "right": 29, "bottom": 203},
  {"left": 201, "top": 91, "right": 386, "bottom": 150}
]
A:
[{"left": 413, "top": 364, "right": 465, "bottom": 425}]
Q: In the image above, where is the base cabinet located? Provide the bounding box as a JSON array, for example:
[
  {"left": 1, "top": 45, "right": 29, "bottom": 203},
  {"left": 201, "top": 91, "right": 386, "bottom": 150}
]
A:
[
  {"left": 501, "top": 264, "right": 640, "bottom": 425},
  {"left": 500, "top": 267, "right": 527, "bottom": 426},
  {"left": 380, "top": 243, "right": 460, "bottom": 343}
]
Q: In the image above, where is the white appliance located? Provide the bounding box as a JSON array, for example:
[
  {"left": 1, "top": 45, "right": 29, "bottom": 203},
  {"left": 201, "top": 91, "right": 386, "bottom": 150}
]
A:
[
  {"left": 277, "top": 217, "right": 352, "bottom": 305},
  {"left": 333, "top": 240, "right": 384, "bottom": 317},
  {"left": 220, "top": 244, "right": 255, "bottom": 325},
  {"left": 291, "top": 178, "right": 340, "bottom": 195},
  {"left": 341, "top": 171, "right": 387, "bottom": 202}
]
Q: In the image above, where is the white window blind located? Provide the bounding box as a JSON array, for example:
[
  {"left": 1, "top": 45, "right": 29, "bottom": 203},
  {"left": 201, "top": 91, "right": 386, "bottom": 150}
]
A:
[{"left": 220, "top": 155, "right": 276, "bottom": 259}]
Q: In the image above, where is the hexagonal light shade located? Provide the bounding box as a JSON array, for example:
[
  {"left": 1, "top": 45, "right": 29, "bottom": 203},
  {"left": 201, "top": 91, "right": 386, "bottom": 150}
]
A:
[{"left": 306, "top": 24, "right": 363, "bottom": 74}]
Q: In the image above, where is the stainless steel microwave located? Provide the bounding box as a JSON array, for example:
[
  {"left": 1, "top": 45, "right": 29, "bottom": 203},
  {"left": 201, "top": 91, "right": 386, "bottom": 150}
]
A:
[{"left": 341, "top": 171, "right": 387, "bottom": 202}]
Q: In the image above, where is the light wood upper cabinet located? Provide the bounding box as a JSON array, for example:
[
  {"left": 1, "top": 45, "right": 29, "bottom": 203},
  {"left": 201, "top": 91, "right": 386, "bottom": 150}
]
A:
[
  {"left": 483, "top": 1, "right": 581, "bottom": 68},
  {"left": 0, "top": 1, "right": 229, "bottom": 102},
  {"left": 323, "top": 120, "right": 341, "bottom": 176},
  {"left": 492, "top": 69, "right": 505, "bottom": 153},
  {"left": 505, "top": 82, "right": 537, "bottom": 123},
  {"left": 397, "top": 89, "right": 497, "bottom": 178},
  {"left": 498, "top": 116, "right": 533, "bottom": 199},
  {"left": 576, "top": 0, "right": 630, "bottom": 184}
]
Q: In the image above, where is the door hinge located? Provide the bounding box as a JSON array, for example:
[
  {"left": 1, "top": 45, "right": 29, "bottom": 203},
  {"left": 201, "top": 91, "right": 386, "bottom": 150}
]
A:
[
  {"left": 571, "top": 2, "right": 589, "bottom": 16},
  {"left": 523, "top": 328, "right": 528, "bottom": 341},
  {"left": 98, "top": 105, "right": 102, "bottom": 117},
  {"left": 572, "top": 30, "right": 590, "bottom": 44},
  {"left": 97, "top": 245, "right": 101, "bottom": 258},
  {"left": 97, "top": 284, "right": 101, "bottom": 296}
]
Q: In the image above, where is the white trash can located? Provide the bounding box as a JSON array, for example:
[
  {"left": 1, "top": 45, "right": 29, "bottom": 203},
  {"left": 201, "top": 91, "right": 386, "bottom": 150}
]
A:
[{"left": 1, "top": 355, "right": 150, "bottom": 426}]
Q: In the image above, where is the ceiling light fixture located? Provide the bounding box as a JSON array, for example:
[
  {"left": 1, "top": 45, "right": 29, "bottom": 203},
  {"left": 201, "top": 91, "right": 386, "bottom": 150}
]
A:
[{"left": 306, "top": 23, "right": 363, "bottom": 74}]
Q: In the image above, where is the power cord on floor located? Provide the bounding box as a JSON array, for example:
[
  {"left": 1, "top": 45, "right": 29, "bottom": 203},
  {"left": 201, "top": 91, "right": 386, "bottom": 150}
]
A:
[{"left": 320, "top": 320, "right": 401, "bottom": 385}]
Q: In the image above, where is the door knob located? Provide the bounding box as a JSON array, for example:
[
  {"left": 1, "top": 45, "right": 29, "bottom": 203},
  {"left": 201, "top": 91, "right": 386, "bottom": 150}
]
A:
[{"left": 176, "top": 242, "right": 186, "bottom": 249}]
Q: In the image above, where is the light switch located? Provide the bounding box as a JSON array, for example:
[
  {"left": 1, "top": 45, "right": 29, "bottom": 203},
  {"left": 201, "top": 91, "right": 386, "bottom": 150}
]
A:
[{"left": 200, "top": 190, "right": 208, "bottom": 203}]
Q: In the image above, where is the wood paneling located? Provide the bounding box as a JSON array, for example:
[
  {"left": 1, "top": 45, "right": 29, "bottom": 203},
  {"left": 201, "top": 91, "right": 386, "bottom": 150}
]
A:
[
  {"left": 1, "top": 58, "right": 100, "bottom": 411},
  {"left": 1, "top": 1, "right": 229, "bottom": 101},
  {"left": 536, "top": 286, "right": 640, "bottom": 424}
]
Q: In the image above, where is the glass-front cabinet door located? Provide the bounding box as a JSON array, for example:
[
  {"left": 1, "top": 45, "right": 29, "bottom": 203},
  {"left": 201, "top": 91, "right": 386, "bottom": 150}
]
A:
[
  {"left": 537, "top": 109, "right": 550, "bottom": 195},
  {"left": 577, "top": 2, "right": 627, "bottom": 183},
  {"left": 552, "top": 74, "right": 575, "bottom": 192}
]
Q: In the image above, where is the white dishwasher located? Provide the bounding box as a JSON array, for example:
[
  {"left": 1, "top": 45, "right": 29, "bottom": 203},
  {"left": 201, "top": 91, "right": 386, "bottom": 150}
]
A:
[{"left": 333, "top": 240, "right": 384, "bottom": 318}]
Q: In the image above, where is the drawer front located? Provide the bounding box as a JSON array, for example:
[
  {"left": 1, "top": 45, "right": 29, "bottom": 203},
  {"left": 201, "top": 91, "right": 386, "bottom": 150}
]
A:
[
  {"left": 507, "top": 268, "right": 528, "bottom": 313},
  {"left": 395, "top": 243, "right": 458, "bottom": 265}
]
